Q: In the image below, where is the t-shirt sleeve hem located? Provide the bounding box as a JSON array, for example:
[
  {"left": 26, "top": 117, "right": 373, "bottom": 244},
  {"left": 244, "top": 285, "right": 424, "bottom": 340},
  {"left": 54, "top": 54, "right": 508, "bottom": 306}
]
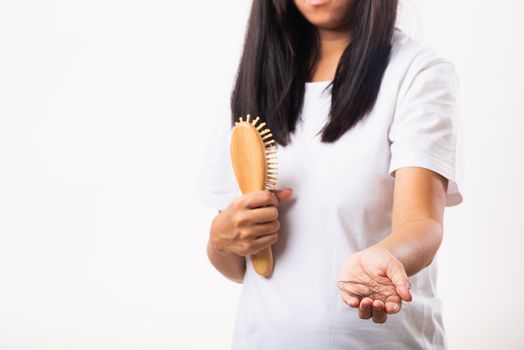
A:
[{"left": 388, "top": 151, "right": 463, "bottom": 207}]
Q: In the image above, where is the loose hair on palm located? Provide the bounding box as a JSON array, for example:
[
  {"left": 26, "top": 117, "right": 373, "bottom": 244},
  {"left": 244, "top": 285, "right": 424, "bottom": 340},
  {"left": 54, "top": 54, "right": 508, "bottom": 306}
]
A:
[{"left": 231, "top": 0, "right": 399, "bottom": 145}]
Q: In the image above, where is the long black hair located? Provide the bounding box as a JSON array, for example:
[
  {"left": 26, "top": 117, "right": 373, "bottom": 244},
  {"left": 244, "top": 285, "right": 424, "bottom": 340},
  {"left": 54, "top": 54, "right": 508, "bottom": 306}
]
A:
[{"left": 231, "top": 0, "right": 398, "bottom": 145}]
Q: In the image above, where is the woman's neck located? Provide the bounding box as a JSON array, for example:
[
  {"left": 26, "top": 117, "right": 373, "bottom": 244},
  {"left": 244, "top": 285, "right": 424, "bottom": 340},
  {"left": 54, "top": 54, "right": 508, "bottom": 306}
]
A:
[
  {"left": 318, "top": 28, "right": 352, "bottom": 60},
  {"left": 309, "top": 28, "right": 352, "bottom": 82}
]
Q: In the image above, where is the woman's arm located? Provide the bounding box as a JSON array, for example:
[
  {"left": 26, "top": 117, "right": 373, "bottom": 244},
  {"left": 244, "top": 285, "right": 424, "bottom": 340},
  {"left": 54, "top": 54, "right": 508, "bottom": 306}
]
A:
[
  {"left": 375, "top": 166, "right": 448, "bottom": 276},
  {"left": 207, "top": 210, "right": 247, "bottom": 284},
  {"left": 338, "top": 166, "right": 449, "bottom": 323}
]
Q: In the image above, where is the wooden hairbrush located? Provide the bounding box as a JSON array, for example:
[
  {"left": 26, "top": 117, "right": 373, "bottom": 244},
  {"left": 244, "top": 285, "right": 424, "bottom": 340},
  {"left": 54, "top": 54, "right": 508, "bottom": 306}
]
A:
[{"left": 230, "top": 114, "right": 278, "bottom": 277}]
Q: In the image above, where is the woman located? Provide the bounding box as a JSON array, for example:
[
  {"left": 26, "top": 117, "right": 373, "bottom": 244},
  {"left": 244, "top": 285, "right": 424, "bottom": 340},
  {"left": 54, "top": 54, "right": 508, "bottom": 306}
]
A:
[{"left": 195, "top": 0, "right": 463, "bottom": 349}]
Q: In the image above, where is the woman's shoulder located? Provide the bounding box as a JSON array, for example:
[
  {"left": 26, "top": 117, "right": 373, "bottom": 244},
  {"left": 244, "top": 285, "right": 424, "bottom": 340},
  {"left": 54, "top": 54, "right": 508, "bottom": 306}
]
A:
[
  {"left": 389, "top": 28, "right": 456, "bottom": 76},
  {"left": 387, "top": 28, "right": 459, "bottom": 94}
]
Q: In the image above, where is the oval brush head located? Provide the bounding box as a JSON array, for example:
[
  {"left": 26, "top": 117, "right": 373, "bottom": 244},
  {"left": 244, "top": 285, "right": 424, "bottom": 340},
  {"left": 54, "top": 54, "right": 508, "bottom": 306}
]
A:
[{"left": 230, "top": 114, "right": 278, "bottom": 277}]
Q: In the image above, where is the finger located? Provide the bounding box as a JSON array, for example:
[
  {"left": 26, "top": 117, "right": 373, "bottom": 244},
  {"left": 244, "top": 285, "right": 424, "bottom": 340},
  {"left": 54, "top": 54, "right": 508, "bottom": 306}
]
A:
[
  {"left": 343, "top": 294, "right": 361, "bottom": 308},
  {"left": 244, "top": 190, "right": 278, "bottom": 209},
  {"left": 339, "top": 290, "right": 360, "bottom": 308},
  {"left": 385, "top": 300, "right": 401, "bottom": 314},
  {"left": 372, "top": 300, "right": 387, "bottom": 324},
  {"left": 396, "top": 284, "right": 412, "bottom": 302},
  {"left": 348, "top": 296, "right": 360, "bottom": 308},
  {"left": 337, "top": 281, "right": 361, "bottom": 308},
  {"left": 386, "top": 259, "right": 412, "bottom": 301},
  {"left": 249, "top": 233, "right": 278, "bottom": 254},
  {"left": 250, "top": 206, "right": 279, "bottom": 224},
  {"left": 358, "top": 297, "right": 373, "bottom": 319},
  {"left": 271, "top": 188, "right": 293, "bottom": 204},
  {"left": 249, "top": 220, "right": 280, "bottom": 238}
]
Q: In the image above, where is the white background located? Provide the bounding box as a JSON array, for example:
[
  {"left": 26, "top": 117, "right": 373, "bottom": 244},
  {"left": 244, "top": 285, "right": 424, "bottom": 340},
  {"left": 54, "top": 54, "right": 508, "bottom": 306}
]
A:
[{"left": 0, "top": 0, "right": 523, "bottom": 349}]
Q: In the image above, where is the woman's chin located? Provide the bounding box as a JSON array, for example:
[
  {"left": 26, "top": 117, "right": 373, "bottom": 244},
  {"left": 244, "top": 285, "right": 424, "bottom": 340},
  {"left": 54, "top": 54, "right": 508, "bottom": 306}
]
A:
[
  {"left": 295, "top": 0, "right": 355, "bottom": 30},
  {"left": 306, "top": 17, "right": 347, "bottom": 31}
]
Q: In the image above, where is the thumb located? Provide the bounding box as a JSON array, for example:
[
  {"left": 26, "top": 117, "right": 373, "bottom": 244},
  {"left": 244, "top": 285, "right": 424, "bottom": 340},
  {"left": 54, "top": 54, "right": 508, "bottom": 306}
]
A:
[
  {"left": 271, "top": 188, "right": 293, "bottom": 204},
  {"left": 386, "top": 259, "right": 412, "bottom": 302}
]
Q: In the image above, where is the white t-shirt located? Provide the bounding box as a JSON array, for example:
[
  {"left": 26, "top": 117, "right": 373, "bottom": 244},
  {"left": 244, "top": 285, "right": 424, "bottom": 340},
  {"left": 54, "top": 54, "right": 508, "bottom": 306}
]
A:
[{"left": 194, "top": 28, "right": 463, "bottom": 350}]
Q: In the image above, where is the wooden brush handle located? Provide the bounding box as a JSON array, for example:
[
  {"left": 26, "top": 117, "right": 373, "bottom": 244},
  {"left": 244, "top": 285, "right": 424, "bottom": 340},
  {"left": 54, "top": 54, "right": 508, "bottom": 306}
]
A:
[
  {"left": 251, "top": 246, "right": 273, "bottom": 277},
  {"left": 230, "top": 116, "right": 277, "bottom": 278}
]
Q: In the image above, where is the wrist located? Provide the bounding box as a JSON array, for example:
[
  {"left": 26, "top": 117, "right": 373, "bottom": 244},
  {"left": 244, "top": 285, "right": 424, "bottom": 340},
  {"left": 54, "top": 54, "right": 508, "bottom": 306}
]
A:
[
  {"left": 365, "top": 242, "right": 395, "bottom": 258},
  {"left": 208, "top": 235, "right": 230, "bottom": 256},
  {"left": 368, "top": 241, "right": 409, "bottom": 275},
  {"left": 373, "top": 236, "right": 407, "bottom": 262},
  {"left": 209, "top": 214, "right": 230, "bottom": 254}
]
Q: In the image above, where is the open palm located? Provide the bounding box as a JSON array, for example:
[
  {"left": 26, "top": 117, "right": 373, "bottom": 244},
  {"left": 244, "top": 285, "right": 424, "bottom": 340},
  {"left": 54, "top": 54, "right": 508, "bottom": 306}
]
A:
[{"left": 337, "top": 246, "right": 412, "bottom": 323}]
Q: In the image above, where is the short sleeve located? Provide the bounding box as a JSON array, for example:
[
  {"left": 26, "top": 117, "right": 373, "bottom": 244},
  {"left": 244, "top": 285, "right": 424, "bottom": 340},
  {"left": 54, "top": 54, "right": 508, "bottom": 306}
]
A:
[
  {"left": 193, "top": 107, "right": 242, "bottom": 211},
  {"left": 388, "top": 53, "right": 464, "bottom": 207}
]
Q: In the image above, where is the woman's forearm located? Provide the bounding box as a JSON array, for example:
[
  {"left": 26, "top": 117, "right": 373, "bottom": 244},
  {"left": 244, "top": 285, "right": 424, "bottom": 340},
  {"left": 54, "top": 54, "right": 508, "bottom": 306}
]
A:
[
  {"left": 374, "top": 218, "right": 443, "bottom": 276},
  {"left": 207, "top": 229, "right": 246, "bottom": 284}
]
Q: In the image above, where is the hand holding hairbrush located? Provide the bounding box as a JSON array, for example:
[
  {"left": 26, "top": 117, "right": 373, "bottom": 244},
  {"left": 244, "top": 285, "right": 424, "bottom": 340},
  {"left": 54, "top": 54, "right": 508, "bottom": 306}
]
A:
[{"left": 230, "top": 114, "right": 285, "bottom": 277}]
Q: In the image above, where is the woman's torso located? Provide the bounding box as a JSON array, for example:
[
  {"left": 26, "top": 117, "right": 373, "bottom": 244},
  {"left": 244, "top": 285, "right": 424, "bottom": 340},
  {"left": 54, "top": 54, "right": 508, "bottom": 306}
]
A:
[{"left": 231, "top": 29, "right": 449, "bottom": 350}]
